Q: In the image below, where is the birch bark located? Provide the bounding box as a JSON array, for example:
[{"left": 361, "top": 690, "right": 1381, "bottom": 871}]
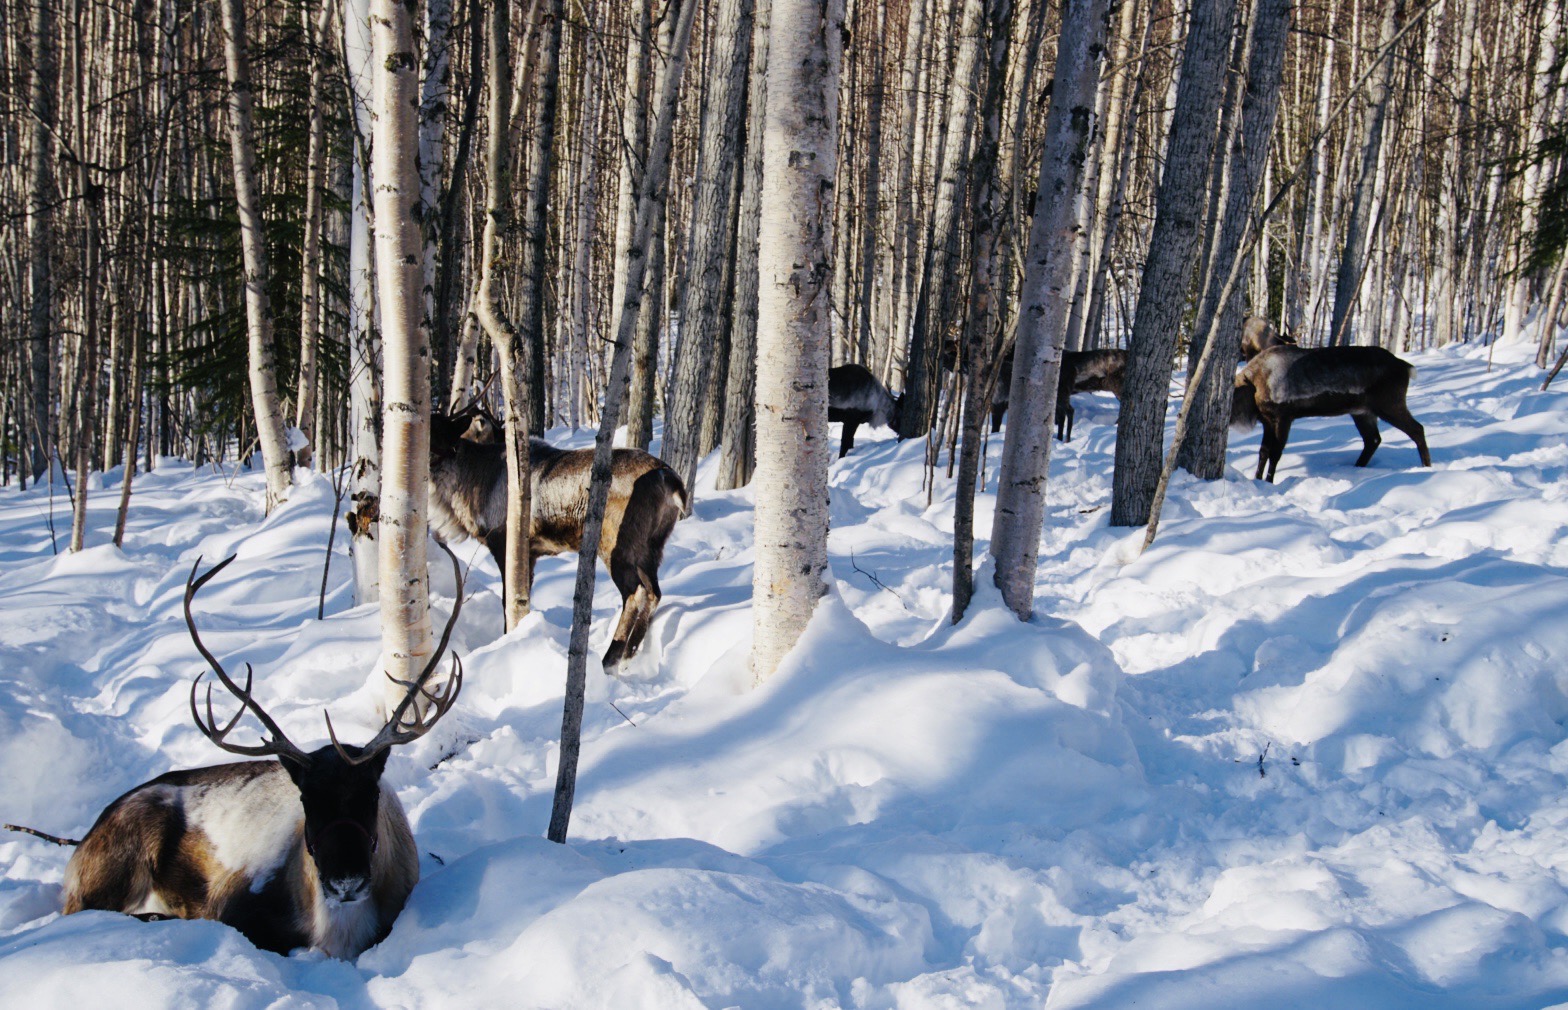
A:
[
  {"left": 371, "top": 0, "right": 435, "bottom": 708},
  {"left": 752, "top": 0, "right": 841, "bottom": 679},
  {"left": 219, "top": 0, "right": 293, "bottom": 512},
  {"left": 989, "top": 0, "right": 1115, "bottom": 616}
]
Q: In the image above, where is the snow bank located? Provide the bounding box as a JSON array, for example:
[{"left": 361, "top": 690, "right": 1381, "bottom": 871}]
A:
[{"left": 4, "top": 344, "right": 1568, "bottom": 1007}]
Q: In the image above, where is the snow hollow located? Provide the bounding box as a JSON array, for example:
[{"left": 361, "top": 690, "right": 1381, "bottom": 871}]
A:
[{"left": 4, "top": 340, "right": 1568, "bottom": 1009}]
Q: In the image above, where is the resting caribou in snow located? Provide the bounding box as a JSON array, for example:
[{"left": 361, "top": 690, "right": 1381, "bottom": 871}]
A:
[
  {"left": 427, "top": 401, "right": 686, "bottom": 671},
  {"left": 828, "top": 363, "right": 903, "bottom": 457},
  {"left": 1232, "top": 344, "right": 1432, "bottom": 482},
  {"left": 49, "top": 553, "right": 464, "bottom": 959}
]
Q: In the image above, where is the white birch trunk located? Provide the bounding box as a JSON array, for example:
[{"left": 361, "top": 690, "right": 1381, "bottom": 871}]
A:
[
  {"left": 990, "top": 0, "right": 1114, "bottom": 617},
  {"left": 345, "top": 0, "right": 381, "bottom": 605},
  {"left": 752, "top": 0, "right": 841, "bottom": 681},
  {"left": 418, "top": 0, "right": 453, "bottom": 341},
  {"left": 371, "top": 0, "right": 435, "bottom": 710},
  {"left": 219, "top": 0, "right": 293, "bottom": 512},
  {"left": 294, "top": 0, "right": 335, "bottom": 469},
  {"left": 1503, "top": 0, "right": 1566, "bottom": 344}
]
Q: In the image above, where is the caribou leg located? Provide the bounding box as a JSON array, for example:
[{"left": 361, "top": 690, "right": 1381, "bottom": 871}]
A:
[
  {"left": 1351, "top": 411, "right": 1382, "bottom": 467},
  {"left": 839, "top": 418, "right": 860, "bottom": 458},
  {"left": 483, "top": 529, "right": 507, "bottom": 588},
  {"left": 1375, "top": 404, "right": 1431, "bottom": 466},
  {"left": 603, "top": 560, "right": 651, "bottom": 672}
]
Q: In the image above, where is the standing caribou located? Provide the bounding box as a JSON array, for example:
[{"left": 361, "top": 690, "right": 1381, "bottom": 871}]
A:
[
  {"left": 1232, "top": 344, "right": 1432, "bottom": 482},
  {"left": 52, "top": 553, "right": 464, "bottom": 959},
  {"left": 1053, "top": 349, "right": 1127, "bottom": 442},
  {"left": 827, "top": 364, "right": 902, "bottom": 457},
  {"left": 939, "top": 341, "right": 1125, "bottom": 441},
  {"left": 427, "top": 400, "right": 686, "bottom": 671}
]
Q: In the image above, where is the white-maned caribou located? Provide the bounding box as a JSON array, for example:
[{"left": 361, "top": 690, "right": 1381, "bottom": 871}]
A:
[{"left": 46, "top": 552, "right": 464, "bottom": 959}]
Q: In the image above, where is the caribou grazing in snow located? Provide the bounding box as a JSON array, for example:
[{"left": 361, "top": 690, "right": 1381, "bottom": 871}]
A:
[
  {"left": 827, "top": 364, "right": 902, "bottom": 457},
  {"left": 427, "top": 401, "right": 686, "bottom": 671},
  {"left": 52, "top": 553, "right": 464, "bottom": 958},
  {"left": 1053, "top": 349, "right": 1127, "bottom": 442},
  {"left": 1232, "top": 344, "right": 1432, "bottom": 482},
  {"left": 939, "top": 341, "right": 1125, "bottom": 441}
]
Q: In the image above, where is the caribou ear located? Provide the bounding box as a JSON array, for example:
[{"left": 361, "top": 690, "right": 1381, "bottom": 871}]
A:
[
  {"left": 280, "top": 752, "right": 310, "bottom": 786},
  {"left": 363, "top": 746, "right": 391, "bottom": 780}
]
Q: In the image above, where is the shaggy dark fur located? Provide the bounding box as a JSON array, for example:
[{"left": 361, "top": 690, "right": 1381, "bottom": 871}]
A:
[
  {"left": 1054, "top": 349, "right": 1127, "bottom": 442},
  {"left": 940, "top": 342, "right": 1125, "bottom": 441},
  {"left": 827, "top": 364, "right": 902, "bottom": 457},
  {"left": 427, "top": 412, "right": 686, "bottom": 670},
  {"left": 1231, "top": 345, "right": 1432, "bottom": 482}
]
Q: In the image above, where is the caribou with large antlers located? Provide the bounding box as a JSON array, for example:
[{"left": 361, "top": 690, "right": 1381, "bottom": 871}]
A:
[{"left": 57, "top": 553, "right": 464, "bottom": 958}]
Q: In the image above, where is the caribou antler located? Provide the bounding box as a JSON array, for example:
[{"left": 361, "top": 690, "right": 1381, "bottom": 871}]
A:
[
  {"left": 185, "top": 556, "right": 313, "bottom": 765},
  {"left": 448, "top": 371, "right": 500, "bottom": 416},
  {"left": 328, "top": 542, "right": 467, "bottom": 765}
]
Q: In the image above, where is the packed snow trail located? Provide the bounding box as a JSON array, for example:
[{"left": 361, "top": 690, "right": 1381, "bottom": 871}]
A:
[{"left": 3, "top": 341, "right": 1568, "bottom": 1008}]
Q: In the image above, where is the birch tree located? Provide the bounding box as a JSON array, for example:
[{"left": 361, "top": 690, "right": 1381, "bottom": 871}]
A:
[
  {"left": 663, "top": 0, "right": 756, "bottom": 494},
  {"left": 344, "top": 0, "right": 382, "bottom": 604},
  {"left": 1109, "top": 0, "right": 1235, "bottom": 528},
  {"left": 1329, "top": 0, "right": 1403, "bottom": 346},
  {"left": 371, "top": 0, "right": 435, "bottom": 708},
  {"left": 294, "top": 0, "right": 335, "bottom": 469},
  {"left": 1177, "top": 0, "right": 1290, "bottom": 479},
  {"left": 550, "top": 0, "right": 701, "bottom": 843},
  {"left": 218, "top": 0, "right": 294, "bottom": 512},
  {"left": 751, "top": 0, "right": 840, "bottom": 681},
  {"left": 989, "top": 0, "right": 1116, "bottom": 618},
  {"left": 716, "top": 0, "right": 773, "bottom": 491},
  {"left": 24, "top": 0, "right": 56, "bottom": 482},
  {"left": 475, "top": 0, "right": 535, "bottom": 629}
]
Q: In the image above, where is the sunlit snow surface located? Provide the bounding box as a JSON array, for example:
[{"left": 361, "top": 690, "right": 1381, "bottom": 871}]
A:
[{"left": 5, "top": 339, "right": 1568, "bottom": 1008}]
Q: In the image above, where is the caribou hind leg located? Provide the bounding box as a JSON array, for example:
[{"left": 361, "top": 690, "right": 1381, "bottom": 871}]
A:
[
  {"left": 601, "top": 466, "right": 682, "bottom": 672},
  {"left": 602, "top": 561, "right": 647, "bottom": 672},
  {"left": 1351, "top": 411, "right": 1382, "bottom": 467},
  {"left": 1375, "top": 403, "right": 1431, "bottom": 466},
  {"left": 483, "top": 529, "right": 507, "bottom": 587}
]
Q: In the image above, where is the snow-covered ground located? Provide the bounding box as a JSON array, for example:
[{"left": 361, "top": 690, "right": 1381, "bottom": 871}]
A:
[{"left": 4, "top": 340, "right": 1568, "bottom": 1008}]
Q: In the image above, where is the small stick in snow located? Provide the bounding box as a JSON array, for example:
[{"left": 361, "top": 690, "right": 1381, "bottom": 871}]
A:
[
  {"left": 319, "top": 462, "right": 349, "bottom": 620},
  {"left": 850, "top": 551, "right": 911, "bottom": 611},
  {"left": 606, "top": 699, "right": 637, "bottom": 727},
  {"left": 3, "top": 823, "right": 80, "bottom": 846}
]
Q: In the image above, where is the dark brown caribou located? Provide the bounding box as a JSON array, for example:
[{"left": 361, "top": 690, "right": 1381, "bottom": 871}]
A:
[
  {"left": 1232, "top": 344, "right": 1432, "bottom": 482},
  {"left": 827, "top": 364, "right": 903, "bottom": 457},
  {"left": 939, "top": 341, "right": 1125, "bottom": 441}
]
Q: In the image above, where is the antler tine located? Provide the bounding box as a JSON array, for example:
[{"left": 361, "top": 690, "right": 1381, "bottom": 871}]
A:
[
  {"left": 342, "top": 543, "right": 467, "bottom": 765},
  {"left": 189, "top": 673, "right": 277, "bottom": 757},
  {"left": 184, "top": 556, "right": 311, "bottom": 765},
  {"left": 448, "top": 371, "right": 501, "bottom": 417}
]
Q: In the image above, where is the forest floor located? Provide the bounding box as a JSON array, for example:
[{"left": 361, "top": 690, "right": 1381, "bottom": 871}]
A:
[{"left": 4, "top": 337, "right": 1568, "bottom": 1008}]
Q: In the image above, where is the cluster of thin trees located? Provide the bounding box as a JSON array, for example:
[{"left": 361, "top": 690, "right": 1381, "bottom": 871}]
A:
[{"left": 3, "top": 0, "right": 1565, "bottom": 686}]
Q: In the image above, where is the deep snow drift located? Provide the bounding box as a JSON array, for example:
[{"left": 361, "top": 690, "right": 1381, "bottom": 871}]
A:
[{"left": 4, "top": 339, "right": 1568, "bottom": 1009}]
